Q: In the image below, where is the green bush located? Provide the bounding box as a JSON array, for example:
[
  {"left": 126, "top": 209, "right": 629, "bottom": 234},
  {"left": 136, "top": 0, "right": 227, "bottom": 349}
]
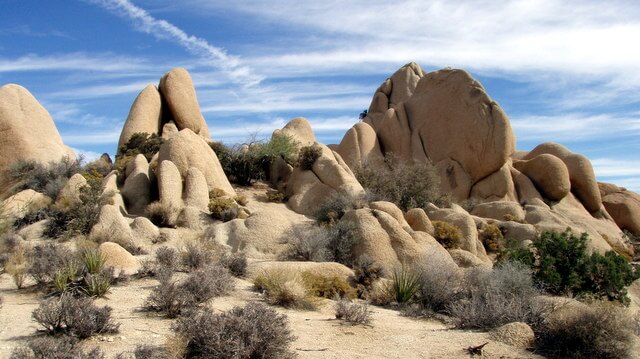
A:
[
  {"left": 529, "top": 230, "right": 638, "bottom": 302},
  {"left": 208, "top": 196, "right": 237, "bottom": 221},
  {"left": 297, "top": 144, "right": 323, "bottom": 170},
  {"left": 117, "top": 132, "right": 164, "bottom": 162},
  {"left": 173, "top": 302, "right": 296, "bottom": 359},
  {"left": 355, "top": 154, "right": 450, "bottom": 211},
  {"left": 43, "top": 178, "right": 104, "bottom": 239},
  {"left": 432, "top": 221, "right": 462, "bottom": 249}
]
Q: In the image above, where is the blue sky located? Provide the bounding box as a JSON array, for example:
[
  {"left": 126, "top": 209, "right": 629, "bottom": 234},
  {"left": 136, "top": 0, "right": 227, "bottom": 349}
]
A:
[{"left": 1, "top": 0, "right": 639, "bottom": 191}]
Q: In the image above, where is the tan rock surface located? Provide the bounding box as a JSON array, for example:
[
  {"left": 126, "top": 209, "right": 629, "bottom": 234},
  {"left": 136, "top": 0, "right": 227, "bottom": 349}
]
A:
[
  {"left": 2, "top": 189, "right": 51, "bottom": 220},
  {"left": 336, "top": 121, "right": 384, "bottom": 169},
  {"left": 490, "top": 322, "right": 535, "bottom": 349},
  {"left": 117, "top": 84, "right": 162, "bottom": 151},
  {"left": 121, "top": 154, "right": 151, "bottom": 215},
  {"left": 158, "top": 67, "right": 210, "bottom": 138},
  {"left": 601, "top": 187, "right": 640, "bottom": 235},
  {"left": 157, "top": 160, "right": 183, "bottom": 207},
  {"left": 272, "top": 117, "right": 314, "bottom": 146},
  {"left": 56, "top": 173, "right": 87, "bottom": 206},
  {"left": 158, "top": 129, "right": 234, "bottom": 195},
  {"left": 513, "top": 154, "right": 570, "bottom": 201},
  {"left": 183, "top": 167, "right": 209, "bottom": 211},
  {"left": 405, "top": 207, "right": 434, "bottom": 235},
  {"left": 99, "top": 242, "right": 140, "bottom": 276}
]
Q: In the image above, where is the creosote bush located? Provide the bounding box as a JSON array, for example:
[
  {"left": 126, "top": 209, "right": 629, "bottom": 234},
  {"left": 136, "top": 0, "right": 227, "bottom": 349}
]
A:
[
  {"left": 335, "top": 298, "right": 372, "bottom": 325},
  {"left": 414, "top": 257, "right": 463, "bottom": 313},
  {"left": 355, "top": 154, "right": 451, "bottom": 211},
  {"left": 33, "top": 295, "right": 119, "bottom": 338},
  {"left": 146, "top": 201, "right": 179, "bottom": 228},
  {"left": 353, "top": 255, "right": 385, "bottom": 299},
  {"left": 218, "top": 252, "right": 247, "bottom": 277},
  {"left": 535, "top": 303, "right": 636, "bottom": 359},
  {"left": 8, "top": 157, "right": 82, "bottom": 199},
  {"left": 115, "top": 133, "right": 164, "bottom": 176},
  {"left": 432, "top": 221, "right": 462, "bottom": 249},
  {"left": 173, "top": 302, "right": 296, "bottom": 359},
  {"left": 208, "top": 196, "right": 237, "bottom": 221},
  {"left": 480, "top": 223, "right": 504, "bottom": 253},
  {"left": 281, "top": 224, "right": 331, "bottom": 262}
]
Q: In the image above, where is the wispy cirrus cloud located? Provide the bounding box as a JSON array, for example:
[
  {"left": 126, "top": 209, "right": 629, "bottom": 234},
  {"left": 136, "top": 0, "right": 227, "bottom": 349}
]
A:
[
  {"left": 0, "top": 53, "right": 149, "bottom": 73},
  {"left": 87, "top": 0, "right": 261, "bottom": 86}
]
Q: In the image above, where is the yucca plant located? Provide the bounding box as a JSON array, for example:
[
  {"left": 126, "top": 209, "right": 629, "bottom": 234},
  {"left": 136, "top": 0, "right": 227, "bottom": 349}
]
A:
[
  {"left": 391, "top": 266, "right": 420, "bottom": 304},
  {"left": 81, "top": 248, "right": 106, "bottom": 275},
  {"left": 83, "top": 273, "right": 111, "bottom": 297}
]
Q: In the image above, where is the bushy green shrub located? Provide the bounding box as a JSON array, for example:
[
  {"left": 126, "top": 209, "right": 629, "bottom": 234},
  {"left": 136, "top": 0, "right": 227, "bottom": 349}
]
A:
[
  {"left": 432, "top": 221, "right": 462, "bottom": 249},
  {"left": 43, "top": 178, "right": 104, "bottom": 239},
  {"left": 253, "top": 269, "right": 317, "bottom": 310},
  {"left": 117, "top": 133, "right": 164, "bottom": 163},
  {"left": 528, "top": 230, "right": 638, "bottom": 302},
  {"left": 173, "top": 302, "right": 296, "bottom": 359},
  {"left": 208, "top": 196, "right": 237, "bottom": 221},
  {"left": 355, "top": 154, "right": 450, "bottom": 211},
  {"left": 480, "top": 223, "right": 504, "bottom": 252}
]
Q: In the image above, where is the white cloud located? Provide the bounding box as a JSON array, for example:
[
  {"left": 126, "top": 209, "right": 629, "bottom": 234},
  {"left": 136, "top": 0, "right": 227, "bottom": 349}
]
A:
[
  {"left": 49, "top": 80, "right": 155, "bottom": 99},
  {"left": 61, "top": 130, "right": 121, "bottom": 145},
  {"left": 71, "top": 147, "right": 103, "bottom": 162},
  {"left": 591, "top": 158, "right": 640, "bottom": 178},
  {"left": 88, "top": 0, "right": 261, "bottom": 86},
  {"left": 0, "top": 53, "right": 149, "bottom": 73}
]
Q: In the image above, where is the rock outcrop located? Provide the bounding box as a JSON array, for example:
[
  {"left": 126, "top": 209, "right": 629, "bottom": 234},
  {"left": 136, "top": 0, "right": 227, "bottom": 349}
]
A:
[
  {"left": 159, "top": 68, "right": 210, "bottom": 139},
  {"left": 0, "top": 84, "right": 75, "bottom": 197},
  {"left": 117, "top": 84, "right": 163, "bottom": 152},
  {"left": 600, "top": 183, "right": 640, "bottom": 235}
]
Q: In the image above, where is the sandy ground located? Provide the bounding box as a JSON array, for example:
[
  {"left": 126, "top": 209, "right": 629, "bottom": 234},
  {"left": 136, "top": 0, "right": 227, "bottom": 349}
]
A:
[{"left": 0, "top": 272, "right": 547, "bottom": 359}]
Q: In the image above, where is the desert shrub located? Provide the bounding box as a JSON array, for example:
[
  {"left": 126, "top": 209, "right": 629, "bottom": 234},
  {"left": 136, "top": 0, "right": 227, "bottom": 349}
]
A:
[
  {"left": 10, "top": 336, "right": 105, "bottom": 359},
  {"left": 281, "top": 224, "right": 331, "bottom": 262},
  {"left": 173, "top": 302, "right": 295, "bottom": 359},
  {"left": 28, "top": 243, "right": 73, "bottom": 286},
  {"left": 234, "top": 194, "right": 248, "bottom": 206},
  {"left": 301, "top": 271, "right": 356, "bottom": 299},
  {"left": 497, "top": 238, "right": 535, "bottom": 266},
  {"left": 146, "top": 265, "right": 233, "bottom": 318},
  {"left": 81, "top": 248, "right": 105, "bottom": 275},
  {"left": 83, "top": 155, "right": 113, "bottom": 178},
  {"left": 5, "top": 248, "right": 28, "bottom": 289},
  {"left": 535, "top": 303, "right": 635, "bottom": 359},
  {"left": 117, "top": 132, "right": 164, "bottom": 163},
  {"left": 325, "top": 220, "right": 361, "bottom": 266},
  {"left": 0, "top": 201, "right": 12, "bottom": 238},
  {"left": 259, "top": 134, "right": 299, "bottom": 166},
  {"left": 146, "top": 201, "right": 179, "bottom": 228},
  {"left": 480, "top": 223, "right": 504, "bottom": 252},
  {"left": 208, "top": 196, "right": 237, "bottom": 221},
  {"left": 297, "top": 144, "right": 323, "bottom": 170},
  {"left": 353, "top": 255, "right": 385, "bottom": 298},
  {"left": 180, "top": 265, "right": 235, "bottom": 308},
  {"left": 527, "top": 230, "right": 638, "bottom": 302},
  {"left": 266, "top": 189, "right": 286, "bottom": 202},
  {"left": 8, "top": 157, "right": 82, "bottom": 198},
  {"left": 42, "top": 178, "right": 103, "bottom": 239},
  {"left": 355, "top": 154, "right": 450, "bottom": 211},
  {"left": 33, "top": 295, "right": 119, "bottom": 338},
  {"left": 414, "top": 257, "right": 464, "bottom": 313},
  {"left": 181, "top": 242, "right": 213, "bottom": 271},
  {"left": 447, "top": 262, "right": 545, "bottom": 330},
  {"left": 254, "top": 269, "right": 317, "bottom": 309},
  {"left": 314, "top": 191, "right": 363, "bottom": 224},
  {"left": 155, "top": 246, "right": 179, "bottom": 269},
  {"left": 390, "top": 267, "right": 421, "bottom": 304},
  {"left": 432, "top": 221, "right": 462, "bottom": 249},
  {"left": 82, "top": 270, "right": 113, "bottom": 297},
  {"left": 218, "top": 252, "right": 247, "bottom": 277},
  {"left": 335, "top": 299, "right": 372, "bottom": 325},
  {"left": 129, "top": 345, "right": 172, "bottom": 359}
]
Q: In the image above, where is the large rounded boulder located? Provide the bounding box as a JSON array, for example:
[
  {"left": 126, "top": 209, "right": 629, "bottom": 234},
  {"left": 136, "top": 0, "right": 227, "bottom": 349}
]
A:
[
  {"left": 117, "top": 84, "right": 162, "bottom": 152},
  {"left": 159, "top": 68, "right": 210, "bottom": 139}
]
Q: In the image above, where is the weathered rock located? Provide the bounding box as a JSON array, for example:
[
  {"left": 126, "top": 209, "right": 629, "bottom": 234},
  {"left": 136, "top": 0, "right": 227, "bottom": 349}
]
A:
[
  {"left": 510, "top": 166, "right": 547, "bottom": 207},
  {"left": 471, "top": 201, "right": 525, "bottom": 223},
  {"left": 157, "top": 160, "right": 183, "bottom": 207},
  {"left": 490, "top": 322, "right": 535, "bottom": 349},
  {"left": 601, "top": 188, "right": 640, "bottom": 235},
  {"left": 117, "top": 84, "right": 162, "bottom": 151},
  {"left": 130, "top": 217, "right": 160, "bottom": 244},
  {"left": 161, "top": 121, "right": 179, "bottom": 140},
  {"left": 286, "top": 168, "right": 335, "bottom": 216},
  {"left": 101, "top": 171, "right": 126, "bottom": 213},
  {"left": 513, "top": 154, "right": 570, "bottom": 201},
  {"left": 56, "top": 173, "right": 87, "bottom": 207},
  {"left": 376, "top": 107, "right": 413, "bottom": 161},
  {"left": 404, "top": 69, "right": 515, "bottom": 182},
  {"left": 183, "top": 167, "right": 209, "bottom": 211},
  {"left": 3, "top": 189, "right": 52, "bottom": 219},
  {"left": 405, "top": 208, "right": 434, "bottom": 235},
  {"left": 158, "top": 129, "right": 234, "bottom": 195},
  {"left": 425, "top": 204, "right": 478, "bottom": 255},
  {"left": 0, "top": 84, "right": 75, "bottom": 196},
  {"left": 99, "top": 242, "right": 140, "bottom": 276},
  {"left": 343, "top": 207, "right": 456, "bottom": 275},
  {"left": 336, "top": 121, "right": 384, "bottom": 169},
  {"left": 158, "top": 68, "right": 210, "bottom": 138},
  {"left": 90, "top": 205, "right": 140, "bottom": 251},
  {"left": 525, "top": 143, "right": 601, "bottom": 213},
  {"left": 370, "top": 201, "right": 410, "bottom": 228},
  {"left": 121, "top": 154, "right": 151, "bottom": 215},
  {"left": 499, "top": 221, "right": 538, "bottom": 243},
  {"left": 272, "top": 117, "right": 314, "bottom": 146},
  {"left": 249, "top": 261, "right": 354, "bottom": 281},
  {"left": 269, "top": 157, "right": 293, "bottom": 193},
  {"left": 448, "top": 249, "right": 489, "bottom": 268},
  {"left": 470, "top": 164, "right": 517, "bottom": 202},
  {"left": 17, "top": 219, "right": 47, "bottom": 241},
  {"left": 388, "top": 62, "right": 423, "bottom": 105},
  {"left": 435, "top": 158, "right": 473, "bottom": 201}
]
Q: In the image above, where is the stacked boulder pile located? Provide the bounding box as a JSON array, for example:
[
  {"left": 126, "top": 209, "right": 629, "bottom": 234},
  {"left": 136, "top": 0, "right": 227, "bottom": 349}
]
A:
[{"left": 1, "top": 63, "right": 639, "bottom": 276}]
